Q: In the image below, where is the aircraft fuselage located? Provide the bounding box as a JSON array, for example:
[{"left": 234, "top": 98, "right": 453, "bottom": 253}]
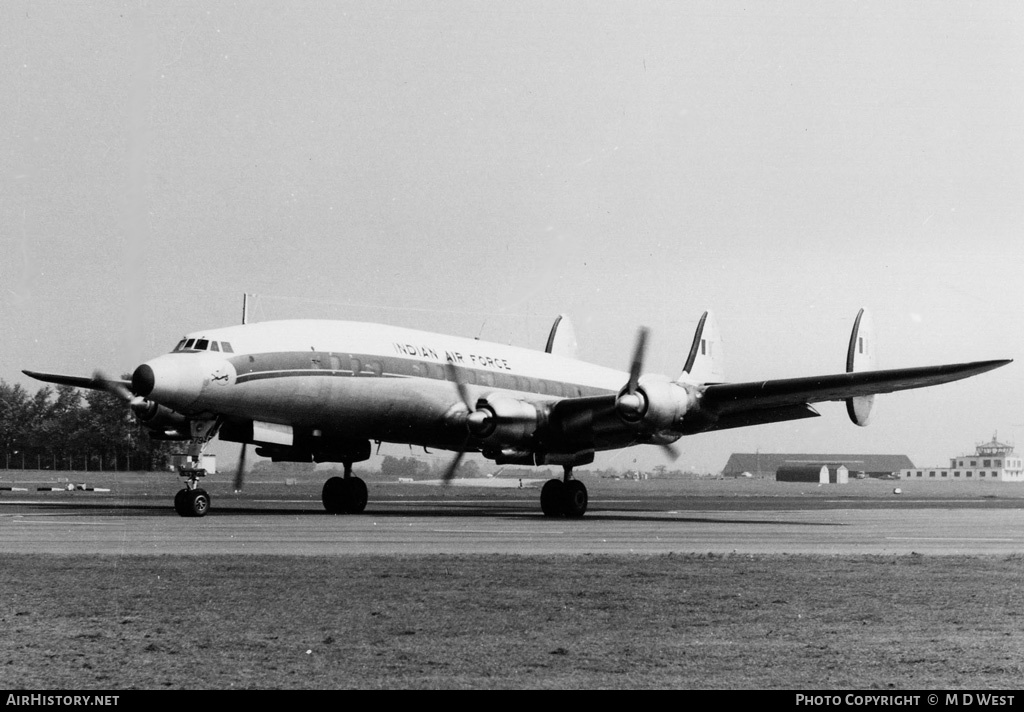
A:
[{"left": 133, "top": 319, "right": 632, "bottom": 457}]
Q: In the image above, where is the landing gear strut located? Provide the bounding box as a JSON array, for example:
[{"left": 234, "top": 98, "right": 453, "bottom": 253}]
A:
[
  {"left": 322, "top": 462, "right": 368, "bottom": 514},
  {"left": 172, "top": 420, "right": 218, "bottom": 518},
  {"left": 540, "top": 465, "right": 588, "bottom": 518}
]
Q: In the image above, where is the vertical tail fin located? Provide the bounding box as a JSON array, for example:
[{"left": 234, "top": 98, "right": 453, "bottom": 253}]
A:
[
  {"left": 679, "top": 310, "right": 725, "bottom": 384},
  {"left": 845, "top": 308, "right": 877, "bottom": 426},
  {"left": 544, "top": 314, "right": 579, "bottom": 359}
]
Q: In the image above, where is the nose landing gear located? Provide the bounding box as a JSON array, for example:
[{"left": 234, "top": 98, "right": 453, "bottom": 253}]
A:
[
  {"left": 174, "top": 485, "right": 211, "bottom": 517},
  {"left": 172, "top": 421, "right": 219, "bottom": 518}
]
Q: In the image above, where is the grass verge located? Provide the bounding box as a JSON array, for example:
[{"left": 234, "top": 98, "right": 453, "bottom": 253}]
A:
[{"left": 2, "top": 553, "right": 1023, "bottom": 689}]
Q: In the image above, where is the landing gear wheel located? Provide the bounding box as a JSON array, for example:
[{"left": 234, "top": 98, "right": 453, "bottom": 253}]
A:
[
  {"left": 322, "top": 476, "right": 346, "bottom": 514},
  {"left": 344, "top": 477, "right": 368, "bottom": 514},
  {"left": 174, "top": 488, "right": 189, "bottom": 516},
  {"left": 322, "top": 476, "right": 368, "bottom": 514},
  {"left": 541, "top": 479, "right": 565, "bottom": 517},
  {"left": 175, "top": 488, "right": 210, "bottom": 518},
  {"left": 562, "top": 480, "right": 588, "bottom": 518}
]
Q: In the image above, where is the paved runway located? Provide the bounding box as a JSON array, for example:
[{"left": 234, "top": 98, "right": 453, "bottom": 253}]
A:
[{"left": 3, "top": 485, "right": 1024, "bottom": 555}]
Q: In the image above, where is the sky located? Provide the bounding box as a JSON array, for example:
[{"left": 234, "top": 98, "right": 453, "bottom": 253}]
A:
[{"left": 2, "top": 1, "right": 1022, "bottom": 474}]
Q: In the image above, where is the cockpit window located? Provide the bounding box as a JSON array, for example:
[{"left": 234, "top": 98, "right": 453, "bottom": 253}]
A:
[
  {"left": 195, "top": 339, "right": 210, "bottom": 350},
  {"left": 184, "top": 339, "right": 196, "bottom": 349},
  {"left": 210, "top": 341, "right": 220, "bottom": 352},
  {"left": 174, "top": 339, "right": 187, "bottom": 352},
  {"left": 221, "top": 342, "right": 234, "bottom": 353}
]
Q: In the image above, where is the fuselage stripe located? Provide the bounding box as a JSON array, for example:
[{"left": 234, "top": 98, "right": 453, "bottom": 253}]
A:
[{"left": 228, "top": 351, "right": 613, "bottom": 399}]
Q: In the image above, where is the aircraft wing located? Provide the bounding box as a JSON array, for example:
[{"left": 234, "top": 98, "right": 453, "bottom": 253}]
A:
[
  {"left": 687, "top": 359, "right": 1011, "bottom": 433},
  {"left": 701, "top": 360, "right": 1010, "bottom": 413},
  {"left": 545, "top": 359, "right": 1011, "bottom": 445}
]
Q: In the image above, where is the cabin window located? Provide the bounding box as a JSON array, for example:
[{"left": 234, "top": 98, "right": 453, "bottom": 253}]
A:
[
  {"left": 330, "top": 355, "right": 342, "bottom": 371},
  {"left": 477, "top": 372, "right": 494, "bottom": 387},
  {"left": 361, "top": 361, "right": 382, "bottom": 377}
]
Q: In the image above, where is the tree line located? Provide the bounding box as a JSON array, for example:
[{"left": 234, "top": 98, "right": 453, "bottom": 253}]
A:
[{"left": 0, "top": 378, "right": 173, "bottom": 471}]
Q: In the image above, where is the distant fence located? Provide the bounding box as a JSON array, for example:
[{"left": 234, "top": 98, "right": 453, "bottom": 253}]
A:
[{"left": 4, "top": 452, "right": 142, "bottom": 471}]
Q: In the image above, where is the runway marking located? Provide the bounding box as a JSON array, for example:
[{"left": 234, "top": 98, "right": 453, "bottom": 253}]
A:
[
  {"left": 431, "top": 529, "right": 565, "bottom": 535},
  {"left": 886, "top": 537, "right": 1018, "bottom": 542}
]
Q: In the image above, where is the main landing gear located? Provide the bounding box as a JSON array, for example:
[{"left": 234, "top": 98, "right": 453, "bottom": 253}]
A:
[
  {"left": 322, "top": 462, "right": 368, "bottom": 514},
  {"left": 540, "top": 465, "right": 588, "bottom": 518}
]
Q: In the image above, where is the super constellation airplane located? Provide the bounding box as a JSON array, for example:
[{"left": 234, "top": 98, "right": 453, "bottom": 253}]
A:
[{"left": 24, "top": 309, "right": 1010, "bottom": 518}]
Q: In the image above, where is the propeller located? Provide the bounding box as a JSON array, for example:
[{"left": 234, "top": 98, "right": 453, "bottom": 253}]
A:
[
  {"left": 442, "top": 363, "right": 492, "bottom": 483},
  {"left": 92, "top": 370, "right": 135, "bottom": 403},
  {"left": 616, "top": 328, "right": 649, "bottom": 421},
  {"left": 614, "top": 330, "right": 682, "bottom": 461},
  {"left": 233, "top": 443, "right": 247, "bottom": 491}
]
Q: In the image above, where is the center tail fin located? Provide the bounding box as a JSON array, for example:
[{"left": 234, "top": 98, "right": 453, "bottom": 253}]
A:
[{"left": 679, "top": 310, "right": 725, "bottom": 384}]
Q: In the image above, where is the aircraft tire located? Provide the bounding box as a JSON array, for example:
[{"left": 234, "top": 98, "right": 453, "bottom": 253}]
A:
[
  {"left": 322, "top": 476, "right": 345, "bottom": 514},
  {"left": 173, "top": 488, "right": 189, "bottom": 516},
  {"left": 540, "top": 479, "right": 564, "bottom": 517},
  {"left": 562, "top": 480, "right": 588, "bottom": 518},
  {"left": 345, "top": 477, "right": 368, "bottom": 514},
  {"left": 184, "top": 489, "right": 210, "bottom": 518}
]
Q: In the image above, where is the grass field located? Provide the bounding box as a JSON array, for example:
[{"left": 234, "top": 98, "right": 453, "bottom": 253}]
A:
[
  {"left": 3, "top": 472, "right": 1024, "bottom": 689},
  {"left": 2, "top": 553, "right": 1024, "bottom": 689}
]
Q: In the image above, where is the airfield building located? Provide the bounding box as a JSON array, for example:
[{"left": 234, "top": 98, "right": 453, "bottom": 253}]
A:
[
  {"left": 722, "top": 453, "right": 913, "bottom": 479},
  {"left": 900, "top": 435, "right": 1024, "bottom": 482}
]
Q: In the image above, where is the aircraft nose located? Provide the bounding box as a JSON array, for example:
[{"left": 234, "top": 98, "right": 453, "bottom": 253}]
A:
[
  {"left": 132, "top": 364, "right": 155, "bottom": 397},
  {"left": 131, "top": 354, "right": 205, "bottom": 409}
]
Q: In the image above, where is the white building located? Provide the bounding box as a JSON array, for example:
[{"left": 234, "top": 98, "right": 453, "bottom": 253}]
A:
[{"left": 901, "top": 435, "right": 1024, "bottom": 482}]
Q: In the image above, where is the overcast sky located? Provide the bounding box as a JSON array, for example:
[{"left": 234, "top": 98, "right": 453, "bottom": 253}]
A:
[{"left": 2, "top": 1, "right": 1021, "bottom": 473}]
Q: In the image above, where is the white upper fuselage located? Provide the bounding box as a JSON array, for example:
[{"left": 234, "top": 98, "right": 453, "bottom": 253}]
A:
[{"left": 138, "top": 319, "right": 634, "bottom": 451}]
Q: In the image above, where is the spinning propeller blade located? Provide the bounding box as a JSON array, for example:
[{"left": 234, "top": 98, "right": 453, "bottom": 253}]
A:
[{"left": 233, "top": 444, "right": 247, "bottom": 491}]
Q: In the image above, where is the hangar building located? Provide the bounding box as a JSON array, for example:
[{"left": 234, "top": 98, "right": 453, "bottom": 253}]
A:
[{"left": 722, "top": 453, "right": 914, "bottom": 479}]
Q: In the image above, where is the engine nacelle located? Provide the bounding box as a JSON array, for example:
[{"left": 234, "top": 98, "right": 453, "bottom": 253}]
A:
[
  {"left": 617, "top": 377, "right": 696, "bottom": 433},
  {"left": 131, "top": 398, "right": 189, "bottom": 430},
  {"left": 473, "top": 396, "right": 542, "bottom": 446}
]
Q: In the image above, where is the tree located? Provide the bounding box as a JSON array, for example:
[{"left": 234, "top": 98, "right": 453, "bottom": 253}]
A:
[{"left": 0, "top": 378, "right": 173, "bottom": 471}]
